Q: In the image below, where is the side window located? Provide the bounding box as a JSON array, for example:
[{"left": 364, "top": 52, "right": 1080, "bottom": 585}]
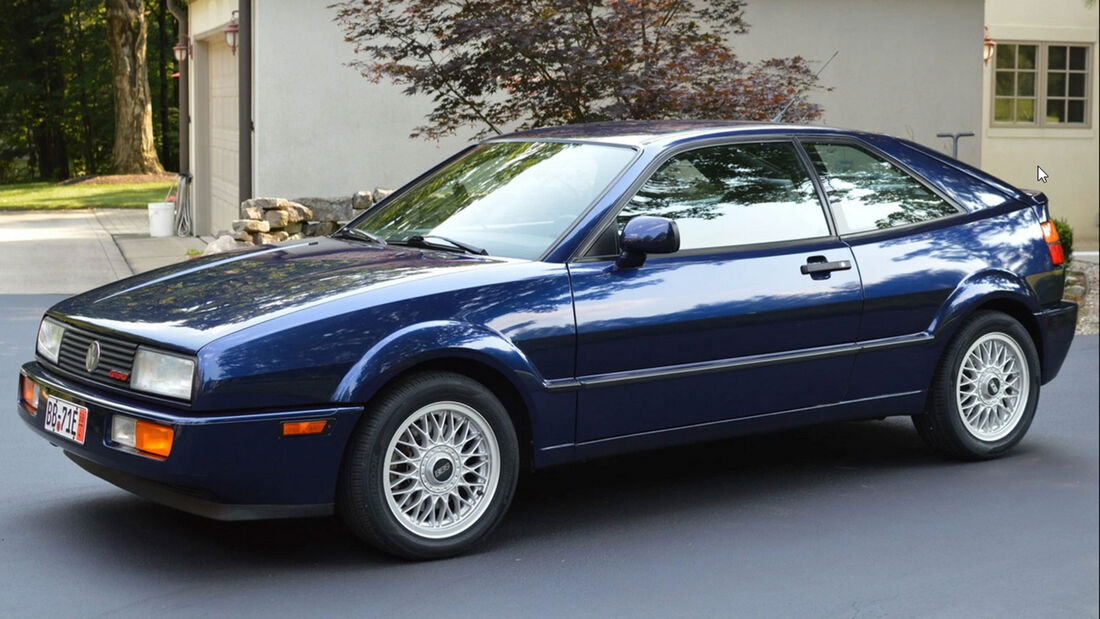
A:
[
  {"left": 614, "top": 142, "right": 830, "bottom": 251},
  {"left": 802, "top": 143, "right": 958, "bottom": 233}
]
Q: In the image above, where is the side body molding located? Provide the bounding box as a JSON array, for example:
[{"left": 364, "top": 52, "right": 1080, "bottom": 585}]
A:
[
  {"left": 333, "top": 320, "right": 577, "bottom": 463},
  {"left": 846, "top": 267, "right": 1046, "bottom": 406}
]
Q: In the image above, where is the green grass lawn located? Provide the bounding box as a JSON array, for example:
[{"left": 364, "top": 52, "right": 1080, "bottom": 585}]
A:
[{"left": 0, "top": 181, "right": 174, "bottom": 209}]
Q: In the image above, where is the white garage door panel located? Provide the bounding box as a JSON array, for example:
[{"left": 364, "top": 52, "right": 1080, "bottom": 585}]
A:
[{"left": 207, "top": 39, "right": 238, "bottom": 234}]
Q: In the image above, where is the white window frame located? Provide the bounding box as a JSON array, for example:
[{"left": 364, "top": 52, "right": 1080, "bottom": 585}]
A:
[{"left": 991, "top": 41, "right": 1092, "bottom": 128}]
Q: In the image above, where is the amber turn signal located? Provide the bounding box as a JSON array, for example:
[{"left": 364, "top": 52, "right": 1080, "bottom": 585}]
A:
[
  {"left": 19, "top": 375, "right": 40, "bottom": 416},
  {"left": 112, "top": 415, "right": 174, "bottom": 458},
  {"left": 135, "top": 420, "right": 175, "bottom": 457},
  {"left": 282, "top": 420, "right": 329, "bottom": 436}
]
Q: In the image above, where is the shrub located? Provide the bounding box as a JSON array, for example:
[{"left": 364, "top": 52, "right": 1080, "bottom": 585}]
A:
[{"left": 1053, "top": 217, "right": 1074, "bottom": 261}]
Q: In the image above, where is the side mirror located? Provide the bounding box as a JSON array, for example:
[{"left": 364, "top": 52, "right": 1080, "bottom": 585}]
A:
[{"left": 615, "top": 216, "right": 680, "bottom": 269}]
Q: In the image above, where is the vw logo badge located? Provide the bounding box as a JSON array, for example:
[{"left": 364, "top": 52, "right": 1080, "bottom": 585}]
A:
[{"left": 85, "top": 341, "right": 101, "bottom": 373}]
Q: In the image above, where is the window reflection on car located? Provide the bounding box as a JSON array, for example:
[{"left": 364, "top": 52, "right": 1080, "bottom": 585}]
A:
[
  {"left": 353, "top": 141, "right": 636, "bottom": 260},
  {"left": 616, "top": 142, "right": 830, "bottom": 249},
  {"left": 804, "top": 143, "right": 959, "bottom": 232}
]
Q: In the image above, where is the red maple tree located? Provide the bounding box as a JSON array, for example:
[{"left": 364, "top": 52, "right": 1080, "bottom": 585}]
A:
[{"left": 332, "top": 0, "right": 827, "bottom": 139}]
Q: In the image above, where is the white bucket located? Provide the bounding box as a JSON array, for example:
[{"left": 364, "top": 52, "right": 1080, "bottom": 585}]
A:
[{"left": 147, "top": 202, "right": 174, "bottom": 237}]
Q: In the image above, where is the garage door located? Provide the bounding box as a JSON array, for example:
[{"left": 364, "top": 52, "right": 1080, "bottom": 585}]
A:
[{"left": 207, "top": 38, "right": 238, "bottom": 234}]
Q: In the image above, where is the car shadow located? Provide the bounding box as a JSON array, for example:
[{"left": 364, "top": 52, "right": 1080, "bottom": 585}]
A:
[
  {"left": 496, "top": 417, "right": 945, "bottom": 546},
  {"left": 22, "top": 417, "right": 1022, "bottom": 571}
]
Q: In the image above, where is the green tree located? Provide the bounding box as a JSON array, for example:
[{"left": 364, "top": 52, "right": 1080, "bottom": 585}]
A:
[
  {"left": 0, "top": 0, "right": 71, "bottom": 179},
  {"left": 62, "top": 0, "right": 115, "bottom": 175},
  {"left": 332, "top": 0, "right": 826, "bottom": 140},
  {"left": 0, "top": 0, "right": 177, "bottom": 180}
]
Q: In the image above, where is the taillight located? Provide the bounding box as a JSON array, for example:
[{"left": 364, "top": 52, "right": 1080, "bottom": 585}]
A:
[{"left": 1040, "top": 221, "right": 1064, "bottom": 266}]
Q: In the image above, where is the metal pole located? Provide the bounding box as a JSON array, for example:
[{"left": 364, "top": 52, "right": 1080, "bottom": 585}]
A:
[
  {"left": 166, "top": 0, "right": 192, "bottom": 236},
  {"left": 166, "top": 0, "right": 188, "bottom": 175},
  {"left": 936, "top": 132, "right": 975, "bottom": 159}
]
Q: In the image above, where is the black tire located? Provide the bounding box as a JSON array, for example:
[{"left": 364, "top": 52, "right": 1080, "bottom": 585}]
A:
[
  {"left": 912, "top": 311, "right": 1040, "bottom": 460},
  {"left": 338, "top": 371, "right": 519, "bottom": 560}
]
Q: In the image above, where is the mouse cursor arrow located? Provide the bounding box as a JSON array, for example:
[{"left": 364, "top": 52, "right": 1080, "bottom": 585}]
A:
[{"left": 1037, "top": 165, "right": 1049, "bottom": 183}]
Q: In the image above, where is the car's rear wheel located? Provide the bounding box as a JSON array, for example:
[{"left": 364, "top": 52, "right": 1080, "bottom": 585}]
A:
[
  {"left": 913, "top": 311, "right": 1040, "bottom": 460},
  {"left": 338, "top": 371, "right": 519, "bottom": 559}
]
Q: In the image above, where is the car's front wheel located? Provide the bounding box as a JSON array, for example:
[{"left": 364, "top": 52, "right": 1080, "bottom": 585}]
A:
[
  {"left": 913, "top": 311, "right": 1040, "bottom": 460},
  {"left": 338, "top": 371, "right": 519, "bottom": 559}
]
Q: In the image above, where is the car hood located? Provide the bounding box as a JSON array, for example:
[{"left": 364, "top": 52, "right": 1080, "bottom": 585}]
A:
[{"left": 49, "top": 237, "right": 506, "bottom": 352}]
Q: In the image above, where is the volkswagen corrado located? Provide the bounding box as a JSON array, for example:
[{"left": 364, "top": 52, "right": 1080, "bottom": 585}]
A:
[{"left": 18, "top": 121, "right": 1077, "bottom": 559}]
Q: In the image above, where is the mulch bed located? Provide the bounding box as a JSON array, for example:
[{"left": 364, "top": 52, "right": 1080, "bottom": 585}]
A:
[{"left": 59, "top": 173, "right": 177, "bottom": 186}]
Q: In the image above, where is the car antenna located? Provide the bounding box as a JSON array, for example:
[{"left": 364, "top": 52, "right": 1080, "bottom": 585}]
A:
[{"left": 771, "top": 50, "right": 838, "bottom": 123}]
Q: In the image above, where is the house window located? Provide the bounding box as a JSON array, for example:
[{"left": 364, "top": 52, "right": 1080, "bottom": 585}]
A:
[{"left": 993, "top": 42, "right": 1091, "bottom": 127}]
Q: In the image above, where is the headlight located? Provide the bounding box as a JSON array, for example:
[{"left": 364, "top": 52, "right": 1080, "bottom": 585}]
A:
[
  {"left": 36, "top": 318, "right": 64, "bottom": 363},
  {"left": 131, "top": 348, "right": 195, "bottom": 400}
]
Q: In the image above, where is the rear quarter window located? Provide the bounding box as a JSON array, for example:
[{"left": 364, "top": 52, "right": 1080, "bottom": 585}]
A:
[
  {"left": 878, "top": 137, "right": 1019, "bottom": 213},
  {"left": 803, "top": 142, "right": 961, "bottom": 233}
]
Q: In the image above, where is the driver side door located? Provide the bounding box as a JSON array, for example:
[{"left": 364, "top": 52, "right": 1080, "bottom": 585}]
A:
[{"left": 567, "top": 139, "right": 864, "bottom": 445}]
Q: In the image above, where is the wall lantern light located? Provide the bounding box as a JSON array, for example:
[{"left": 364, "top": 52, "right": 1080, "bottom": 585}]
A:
[
  {"left": 982, "top": 26, "right": 996, "bottom": 65},
  {"left": 172, "top": 37, "right": 191, "bottom": 63},
  {"left": 225, "top": 10, "right": 240, "bottom": 55}
]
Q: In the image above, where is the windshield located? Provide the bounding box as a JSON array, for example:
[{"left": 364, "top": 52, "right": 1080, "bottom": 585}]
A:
[{"left": 351, "top": 141, "right": 636, "bottom": 260}]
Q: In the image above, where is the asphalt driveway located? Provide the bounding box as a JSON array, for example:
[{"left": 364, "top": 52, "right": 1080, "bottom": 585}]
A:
[
  {"left": 1, "top": 293, "right": 1096, "bottom": 618},
  {"left": 0, "top": 211, "right": 131, "bottom": 294},
  {"left": 0, "top": 209, "right": 206, "bottom": 294}
]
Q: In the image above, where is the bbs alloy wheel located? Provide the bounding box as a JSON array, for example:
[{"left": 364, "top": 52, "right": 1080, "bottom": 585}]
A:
[
  {"left": 955, "top": 332, "right": 1030, "bottom": 442},
  {"left": 383, "top": 401, "right": 501, "bottom": 539},
  {"left": 338, "top": 372, "right": 518, "bottom": 560},
  {"left": 913, "top": 311, "right": 1040, "bottom": 460}
]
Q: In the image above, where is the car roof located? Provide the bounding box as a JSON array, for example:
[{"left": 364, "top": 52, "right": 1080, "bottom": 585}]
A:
[{"left": 491, "top": 120, "right": 857, "bottom": 148}]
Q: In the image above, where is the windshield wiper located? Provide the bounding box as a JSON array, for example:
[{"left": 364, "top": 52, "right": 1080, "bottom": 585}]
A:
[
  {"left": 404, "top": 235, "right": 488, "bottom": 256},
  {"left": 334, "top": 227, "right": 387, "bottom": 246}
]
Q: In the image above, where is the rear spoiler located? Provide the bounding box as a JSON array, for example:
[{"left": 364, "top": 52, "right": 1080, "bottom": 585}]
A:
[{"left": 1021, "top": 188, "right": 1051, "bottom": 222}]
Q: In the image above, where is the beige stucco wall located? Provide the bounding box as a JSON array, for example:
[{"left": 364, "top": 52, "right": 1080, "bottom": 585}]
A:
[
  {"left": 251, "top": 0, "right": 474, "bottom": 199},
  {"left": 739, "top": 0, "right": 984, "bottom": 166},
  {"left": 188, "top": 0, "right": 986, "bottom": 227},
  {"left": 982, "top": 0, "right": 1099, "bottom": 247},
  {"left": 190, "top": 0, "right": 238, "bottom": 40}
]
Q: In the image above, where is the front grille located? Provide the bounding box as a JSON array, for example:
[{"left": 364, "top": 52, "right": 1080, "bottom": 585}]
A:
[{"left": 56, "top": 325, "right": 138, "bottom": 389}]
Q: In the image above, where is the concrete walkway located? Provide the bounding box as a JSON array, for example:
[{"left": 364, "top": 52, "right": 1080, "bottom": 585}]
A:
[
  {"left": 0, "top": 209, "right": 207, "bottom": 295},
  {"left": 1073, "top": 250, "right": 1098, "bottom": 264},
  {"left": 94, "top": 209, "right": 208, "bottom": 275}
]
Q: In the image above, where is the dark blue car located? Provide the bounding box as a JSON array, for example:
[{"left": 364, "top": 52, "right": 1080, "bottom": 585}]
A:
[{"left": 19, "top": 121, "right": 1076, "bottom": 559}]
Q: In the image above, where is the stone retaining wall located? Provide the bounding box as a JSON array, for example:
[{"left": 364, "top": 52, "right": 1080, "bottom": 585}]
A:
[{"left": 204, "top": 188, "right": 394, "bottom": 255}]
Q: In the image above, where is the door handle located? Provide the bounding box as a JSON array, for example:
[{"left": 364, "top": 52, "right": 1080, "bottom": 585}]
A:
[{"left": 800, "top": 259, "right": 852, "bottom": 275}]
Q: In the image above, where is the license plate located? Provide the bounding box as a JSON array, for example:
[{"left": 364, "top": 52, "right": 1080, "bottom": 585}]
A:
[{"left": 43, "top": 395, "right": 88, "bottom": 445}]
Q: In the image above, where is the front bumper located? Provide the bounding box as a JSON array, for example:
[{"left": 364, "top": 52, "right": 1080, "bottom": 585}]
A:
[
  {"left": 18, "top": 361, "right": 363, "bottom": 520},
  {"left": 1036, "top": 300, "right": 1077, "bottom": 384}
]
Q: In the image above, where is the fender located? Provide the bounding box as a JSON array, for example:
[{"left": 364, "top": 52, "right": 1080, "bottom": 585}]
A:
[
  {"left": 332, "top": 319, "right": 549, "bottom": 417},
  {"left": 927, "top": 268, "right": 1041, "bottom": 342}
]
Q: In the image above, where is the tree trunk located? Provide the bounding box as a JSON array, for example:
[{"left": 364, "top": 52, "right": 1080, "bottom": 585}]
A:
[{"left": 105, "top": 0, "right": 164, "bottom": 174}]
